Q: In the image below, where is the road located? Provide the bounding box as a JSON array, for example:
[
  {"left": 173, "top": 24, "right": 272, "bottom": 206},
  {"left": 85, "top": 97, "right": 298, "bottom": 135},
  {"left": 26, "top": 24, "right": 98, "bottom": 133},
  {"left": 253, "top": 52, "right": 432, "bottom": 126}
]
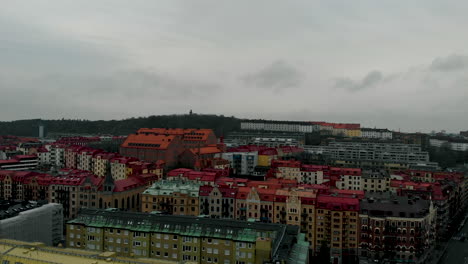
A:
[{"left": 440, "top": 216, "right": 468, "bottom": 264}]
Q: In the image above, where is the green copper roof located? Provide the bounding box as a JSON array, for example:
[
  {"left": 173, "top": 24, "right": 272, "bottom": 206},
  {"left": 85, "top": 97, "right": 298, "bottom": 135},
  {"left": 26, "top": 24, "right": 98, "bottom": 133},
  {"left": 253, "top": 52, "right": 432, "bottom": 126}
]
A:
[{"left": 142, "top": 179, "right": 202, "bottom": 197}]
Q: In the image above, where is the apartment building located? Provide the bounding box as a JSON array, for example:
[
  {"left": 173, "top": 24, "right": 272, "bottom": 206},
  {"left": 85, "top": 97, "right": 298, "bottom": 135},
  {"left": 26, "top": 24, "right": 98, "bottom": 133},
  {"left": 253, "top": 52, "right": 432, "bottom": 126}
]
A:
[
  {"left": 305, "top": 141, "right": 437, "bottom": 170},
  {"left": 199, "top": 185, "right": 237, "bottom": 219},
  {"left": 429, "top": 137, "right": 468, "bottom": 151},
  {"left": 361, "top": 170, "right": 391, "bottom": 192},
  {"left": 141, "top": 179, "right": 203, "bottom": 216},
  {"left": 315, "top": 195, "right": 360, "bottom": 264},
  {"left": 271, "top": 160, "right": 302, "bottom": 181},
  {"left": 359, "top": 194, "right": 436, "bottom": 264},
  {"left": 92, "top": 152, "right": 118, "bottom": 177},
  {"left": 222, "top": 152, "right": 258, "bottom": 175},
  {"left": 0, "top": 167, "right": 150, "bottom": 220},
  {"left": 361, "top": 128, "right": 393, "bottom": 139},
  {"left": 225, "top": 131, "right": 306, "bottom": 148},
  {"left": 66, "top": 209, "right": 309, "bottom": 264},
  {"left": 241, "top": 120, "right": 319, "bottom": 133}
]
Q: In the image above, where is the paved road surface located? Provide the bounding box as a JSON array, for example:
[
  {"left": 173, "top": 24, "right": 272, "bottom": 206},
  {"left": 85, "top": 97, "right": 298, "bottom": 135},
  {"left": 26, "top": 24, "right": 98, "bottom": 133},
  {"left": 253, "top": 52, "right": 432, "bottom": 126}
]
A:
[{"left": 440, "top": 217, "right": 468, "bottom": 264}]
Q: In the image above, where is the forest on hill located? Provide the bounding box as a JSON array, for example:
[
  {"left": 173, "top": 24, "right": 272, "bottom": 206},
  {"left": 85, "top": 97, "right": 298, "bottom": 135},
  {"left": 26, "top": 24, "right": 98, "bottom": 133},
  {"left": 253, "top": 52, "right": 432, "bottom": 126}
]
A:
[{"left": 0, "top": 114, "right": 241, "bottom": 137}]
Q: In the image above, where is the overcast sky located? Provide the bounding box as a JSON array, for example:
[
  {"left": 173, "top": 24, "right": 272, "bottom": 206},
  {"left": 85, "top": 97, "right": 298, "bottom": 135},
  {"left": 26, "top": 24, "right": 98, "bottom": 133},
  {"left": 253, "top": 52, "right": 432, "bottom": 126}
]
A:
[{"left": 1, "top": 1, "right": 468, "bottom": 133}]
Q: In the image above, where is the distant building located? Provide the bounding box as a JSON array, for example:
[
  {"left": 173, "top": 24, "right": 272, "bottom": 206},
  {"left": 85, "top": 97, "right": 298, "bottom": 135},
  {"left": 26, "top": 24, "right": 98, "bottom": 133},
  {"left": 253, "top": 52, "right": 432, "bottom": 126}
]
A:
[
  {"left": 66, "top": 208, "right": 309, "bottom": 264},
  {"left": 241, "top": 119, "right": 319, "bottom": 133},
  {"left": 120, "top": 128, "right": 218, "bottom": 167},
  {"left": 429, "top": 137, "right": 468, "bottom": 152},
  {"left": 251, "top": 137, "right": 302, "bottom": 147},
  {"left": 38, "top": 123, "right": 46, "bottom": 138},
  {"left": 361, "top": 128, "right": 393, "bottom": 139},
  {"left": 461, "top": 130, "right": 468, "bottom": 138},
  {"left": 305, "top": 141, "right": 436, "bottom": 171},
  {"left": 225, "top": 131, "right": 306, "bottom": 148},
  {"left": 0, "top": 201, "right": 63, "bottom": 246}
]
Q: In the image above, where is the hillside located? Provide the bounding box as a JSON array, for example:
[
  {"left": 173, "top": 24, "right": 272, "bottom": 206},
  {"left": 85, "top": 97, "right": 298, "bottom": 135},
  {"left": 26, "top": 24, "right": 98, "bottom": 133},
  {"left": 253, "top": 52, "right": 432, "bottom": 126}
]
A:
[{"left": 0, "top": 114, "right": 241, "bottom": 137}]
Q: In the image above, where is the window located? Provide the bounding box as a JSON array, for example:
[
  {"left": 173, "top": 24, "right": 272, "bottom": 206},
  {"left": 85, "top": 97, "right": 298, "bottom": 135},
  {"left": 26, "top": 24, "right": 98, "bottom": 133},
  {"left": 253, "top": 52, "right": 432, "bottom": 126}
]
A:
[{"left": 225, "top": 250, "right": 230, "bottom": 255}]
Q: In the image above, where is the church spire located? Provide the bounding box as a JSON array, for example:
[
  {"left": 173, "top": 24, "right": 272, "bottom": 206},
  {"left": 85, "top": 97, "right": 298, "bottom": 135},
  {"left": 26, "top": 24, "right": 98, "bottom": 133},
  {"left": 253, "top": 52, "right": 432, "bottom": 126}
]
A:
[{"left": 104, "top": 163, "right": 114, "bottom": 193}]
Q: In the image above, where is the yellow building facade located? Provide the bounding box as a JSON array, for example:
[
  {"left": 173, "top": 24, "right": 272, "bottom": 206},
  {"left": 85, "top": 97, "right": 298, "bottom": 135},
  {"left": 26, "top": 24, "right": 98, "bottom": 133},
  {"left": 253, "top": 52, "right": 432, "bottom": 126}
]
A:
[{"left": 66, "top": 209, "right": 308, "bottom": 264}]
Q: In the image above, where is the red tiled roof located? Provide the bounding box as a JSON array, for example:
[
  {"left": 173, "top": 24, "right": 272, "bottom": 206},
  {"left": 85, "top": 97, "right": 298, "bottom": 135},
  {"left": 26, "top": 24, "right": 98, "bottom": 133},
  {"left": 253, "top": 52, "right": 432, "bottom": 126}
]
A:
[
  {"left": 114, "top": 177, "right": 145, "bottom": 192},
  {"left": 317, "top": 195, "right": 360, "bottom": 211},
  {"left": 219, "top": 187, "right": 237, "bottom": 198},
  {"left": 137, "top": 128, "right": 215, "bottom": 142},
  {"left": 271, "top": 159, "right": 301, "bottom": 168},
  {"left": 189, "top": 146, "right": 222, "bottom": 155},
  {"left": 236, "top": 187, "right": 252, "bottom": 199},
  {"left": 199, "top": 185, "right": 214, "bottom": 197},
  {"left": 121, "top": 134, "right": 178, "bottom": 150},
  {"left": 258, "top": 148, "right": 278, "bottom": 156}
]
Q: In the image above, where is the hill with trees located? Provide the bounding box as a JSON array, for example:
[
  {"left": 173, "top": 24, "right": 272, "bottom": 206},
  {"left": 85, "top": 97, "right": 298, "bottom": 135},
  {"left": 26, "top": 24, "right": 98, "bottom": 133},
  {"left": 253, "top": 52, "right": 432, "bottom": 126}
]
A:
[{"left": 0, "top": 114, "right": 241, "bottom": 137}]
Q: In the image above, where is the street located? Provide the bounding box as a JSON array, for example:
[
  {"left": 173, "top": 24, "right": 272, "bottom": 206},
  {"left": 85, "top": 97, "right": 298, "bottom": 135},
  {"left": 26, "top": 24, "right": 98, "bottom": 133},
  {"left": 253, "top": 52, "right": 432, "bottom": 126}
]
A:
[{"left": 439, "top": 216, "right": 468, "bottom": 264}]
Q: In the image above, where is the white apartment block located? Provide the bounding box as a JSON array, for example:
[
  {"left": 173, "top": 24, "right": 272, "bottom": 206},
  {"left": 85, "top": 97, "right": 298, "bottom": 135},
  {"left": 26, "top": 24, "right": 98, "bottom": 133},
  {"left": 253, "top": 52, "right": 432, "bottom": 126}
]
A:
[
  {"left": 221, "top": 152, "right": 258, "bottom": 175},
  {"left": 361, "top": 128, "right": 393, "bottom": 139},
  {"left": 251, "top": 137, "right": 302, "bottom": 147},
  {"left": 305, "top": 142, "right": 430, "bottom": 163},
  {"left": 429, "top": 138, "right": 468, "bottom": 152},
  {"left": 38, "top": 144, "right": 66, "bottom": 168},
  {"left": 240, "top": 120, "right": 319, "bottom": 133}
]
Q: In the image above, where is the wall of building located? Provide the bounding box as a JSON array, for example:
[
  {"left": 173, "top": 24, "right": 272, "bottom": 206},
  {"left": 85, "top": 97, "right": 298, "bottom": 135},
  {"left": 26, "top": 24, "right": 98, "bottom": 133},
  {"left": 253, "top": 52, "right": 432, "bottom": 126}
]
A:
[{"left": 0, "top": 203, "right": 63, "bottom": 246}]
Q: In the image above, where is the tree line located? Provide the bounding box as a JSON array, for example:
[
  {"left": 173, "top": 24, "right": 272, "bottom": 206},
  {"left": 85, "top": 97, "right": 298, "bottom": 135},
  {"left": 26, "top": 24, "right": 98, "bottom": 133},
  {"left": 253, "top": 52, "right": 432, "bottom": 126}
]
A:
[{"left": 0, "top": 114, "right": 241, "bottom": 137}]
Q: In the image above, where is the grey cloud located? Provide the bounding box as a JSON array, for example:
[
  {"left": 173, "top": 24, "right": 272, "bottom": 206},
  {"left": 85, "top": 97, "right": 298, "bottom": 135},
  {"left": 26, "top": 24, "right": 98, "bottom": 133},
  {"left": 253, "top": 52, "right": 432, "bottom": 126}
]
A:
[
  {"left": 242, "top": 61, "right": 303, "bottom": 92},
  {"left": 0, "top": 70, "right": 221, "bottom": 120},
  {"left": 335, "top": 70, "right": 383, "bottom": 91},
  {"left": 430, "top": 54, "right": 468, "bottom": 72}
]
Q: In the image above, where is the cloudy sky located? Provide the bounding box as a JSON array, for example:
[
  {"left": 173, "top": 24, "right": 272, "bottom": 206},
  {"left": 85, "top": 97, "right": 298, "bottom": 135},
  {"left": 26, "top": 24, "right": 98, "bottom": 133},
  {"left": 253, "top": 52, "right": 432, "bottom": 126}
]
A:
[{"left": 1, "top": 1, "right": 468, "bottom": 132}]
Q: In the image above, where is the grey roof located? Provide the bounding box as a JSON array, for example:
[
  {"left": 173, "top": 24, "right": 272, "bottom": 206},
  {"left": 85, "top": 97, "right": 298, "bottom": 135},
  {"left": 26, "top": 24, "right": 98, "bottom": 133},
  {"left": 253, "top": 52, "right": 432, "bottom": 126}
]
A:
[
  {"left": 360, "top": 193, "right": 431, "bottom": 218},
  {"left": 69, "top": 208, "right": 303, "bottom": 262}
]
